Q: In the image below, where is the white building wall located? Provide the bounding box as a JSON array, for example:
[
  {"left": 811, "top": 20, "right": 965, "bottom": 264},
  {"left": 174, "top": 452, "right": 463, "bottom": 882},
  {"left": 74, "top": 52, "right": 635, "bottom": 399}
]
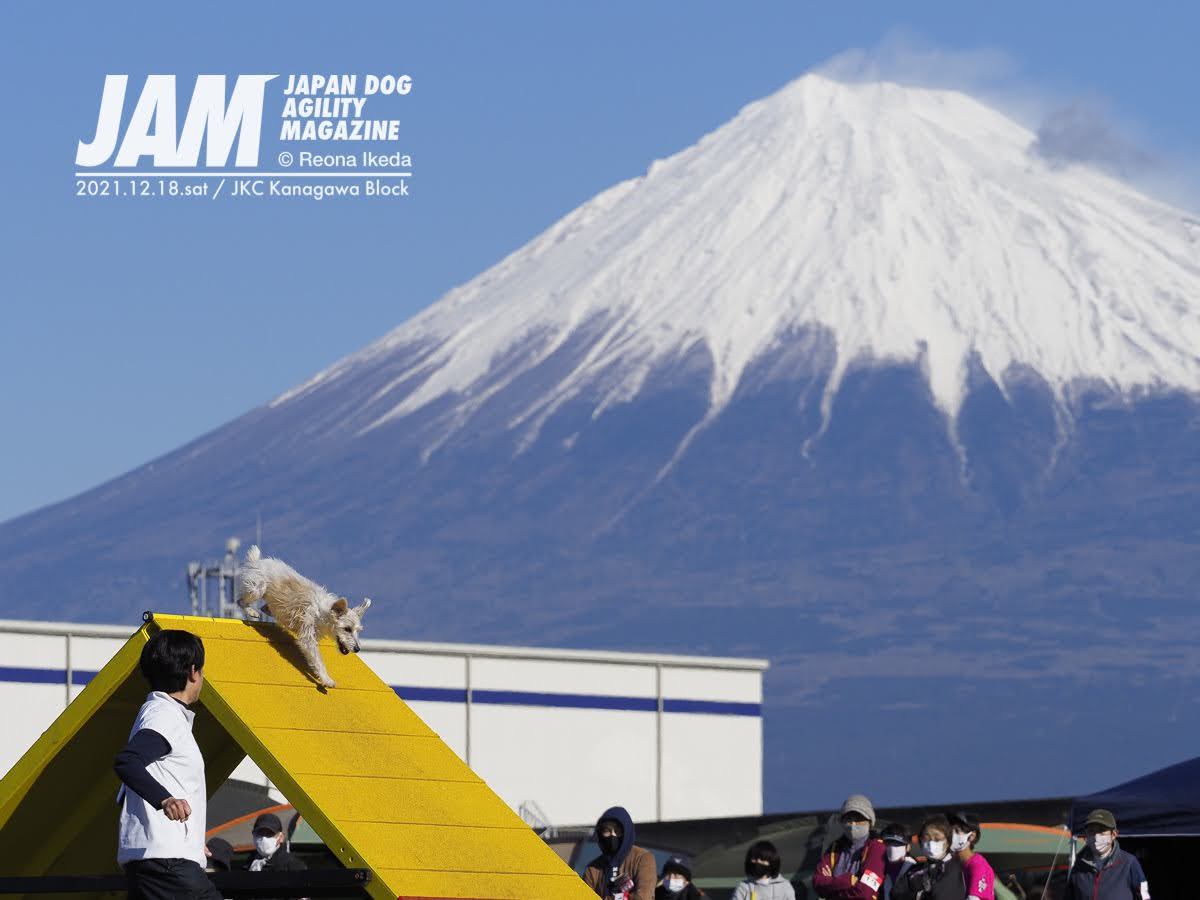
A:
[{"left": 0, "top": 619, "right": 766, "bottom": 826}]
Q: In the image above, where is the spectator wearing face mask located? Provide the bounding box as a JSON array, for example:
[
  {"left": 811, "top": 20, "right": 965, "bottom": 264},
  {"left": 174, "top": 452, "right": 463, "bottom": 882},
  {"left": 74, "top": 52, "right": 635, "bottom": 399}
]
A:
[
  {"left": 879, "top": 823, "right": 914, "bottom": 900},
  {"left": 583, "top": 806, "right": 656, "bottom": 900},
  {"left": 948, "top": 812, "right": 994, "bottom": 900},
  {"left": 246, "top": 813, "right": 306, "bottom": 875},
  {"left": 813, "top": 794, "right": 888, "bottom": 898},
  {"left": 732, "top": 840, "right": 795, "bottom": 900},
  {"left": 890, "top": 814, "right": 966, "bottom": 900},
  {"left": 1064, "top": 810, "right": 1150, "bottom": 900},
  {"left": 656, "top": 855, "right": 704, "bottom": 899}
]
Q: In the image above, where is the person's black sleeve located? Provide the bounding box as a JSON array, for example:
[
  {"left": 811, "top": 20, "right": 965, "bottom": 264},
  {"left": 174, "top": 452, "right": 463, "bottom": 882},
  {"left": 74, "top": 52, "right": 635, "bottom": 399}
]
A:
[{"left": 113, "top": 728, "right": 172, "bottom": 808}]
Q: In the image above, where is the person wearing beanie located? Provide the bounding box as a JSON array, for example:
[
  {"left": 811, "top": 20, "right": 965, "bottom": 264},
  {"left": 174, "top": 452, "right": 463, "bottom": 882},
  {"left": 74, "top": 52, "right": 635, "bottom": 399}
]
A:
[
  {"left": 655, "top": 855, "right": 705, "bottom": 899},
  {"left": 949, "top": 812, "right": 995, "bottom": 900},
  {"left": 879, "top": 823, "right": 914, "bottom": 900},
  {"left": 1064, "top": 810, "right": 1150, "bottom": 900},
  {"left": 583, "top": 806, "right": 657, "bottom": 900},
  {"left": 890, "top": 814, "right": 966, "bottom": 900},
  {"left": 732, "top": 840, "right": 795, "bottom": 900},
  {"left": 813, "top": 794, "right": 888, "bottom": 899}
]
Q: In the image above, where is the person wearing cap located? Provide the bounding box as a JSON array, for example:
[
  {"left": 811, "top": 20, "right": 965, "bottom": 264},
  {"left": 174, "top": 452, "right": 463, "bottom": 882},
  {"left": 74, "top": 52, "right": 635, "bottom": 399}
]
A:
[
  {"left": 879, "top": 823, "right": 914, "bottom": 900},
  {"left": 890, "top": 814, "right": 966, "bottom": 900},
  {"left": 813, "top": 794, "right": 888, "bottom": 899},
  {"left": 656, "top": 855, "right": 704, "bottom": 899},
  {"left": 1064, "top": 809, "right": 1150, "bottom": 900},
  {"left": 948, "top": 812, "right": 994, "bottom": 900},
  {"left": 732, "top": 840, "right": 795, "bottom": 900},
  {"left": 583, "top": 806, "right": 656, "bottom": 900},
  {"left": 246, "top": 812, "right": 306, "bottom": 874}
]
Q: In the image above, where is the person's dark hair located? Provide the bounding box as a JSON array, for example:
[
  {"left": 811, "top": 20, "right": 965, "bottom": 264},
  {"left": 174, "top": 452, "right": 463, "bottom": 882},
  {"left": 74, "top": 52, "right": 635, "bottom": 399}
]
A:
[
  {"left": 745, "top": 840, "right": 781, "bottom": 878},
  {"left": 920, "top": 814, "right": 952, "bottom": 842},
  {"left": 139, "top": 630, "right": 205, "bottom": 693}
]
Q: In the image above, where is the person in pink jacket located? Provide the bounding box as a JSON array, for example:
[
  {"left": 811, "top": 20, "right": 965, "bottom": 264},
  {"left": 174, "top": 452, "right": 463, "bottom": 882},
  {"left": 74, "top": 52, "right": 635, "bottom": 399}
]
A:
[
  {"left": 949, "top": 812, "right": 995, "bottom": 900},
  {"left": 813, "top": 794, "right": 888, "bottom": 899}
]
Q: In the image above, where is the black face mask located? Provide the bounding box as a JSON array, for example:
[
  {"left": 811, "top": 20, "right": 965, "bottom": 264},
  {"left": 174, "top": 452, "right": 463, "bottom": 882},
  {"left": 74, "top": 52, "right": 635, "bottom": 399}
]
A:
[
  {"left": 749, "top": 862, "right": 771, "bottom": 879},
  {"left": 598, "top": 834, "right": 622, "bottom": 856}
]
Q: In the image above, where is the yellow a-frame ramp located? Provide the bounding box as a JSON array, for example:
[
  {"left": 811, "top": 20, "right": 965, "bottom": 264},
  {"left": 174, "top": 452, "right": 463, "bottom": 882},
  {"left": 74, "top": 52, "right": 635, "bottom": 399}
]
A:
[{"left": 0, "top": 613, "right": 595, "bottom": 900}]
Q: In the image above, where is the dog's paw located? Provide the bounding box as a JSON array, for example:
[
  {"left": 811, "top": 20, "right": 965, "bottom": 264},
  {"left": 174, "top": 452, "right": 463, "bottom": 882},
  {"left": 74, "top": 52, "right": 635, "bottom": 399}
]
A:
[
  {"left": 243, "top": 607, "right": 262, "bottom": 621},
  {"left": 320, "top": 677, "right": 336, "bottom": 689}
]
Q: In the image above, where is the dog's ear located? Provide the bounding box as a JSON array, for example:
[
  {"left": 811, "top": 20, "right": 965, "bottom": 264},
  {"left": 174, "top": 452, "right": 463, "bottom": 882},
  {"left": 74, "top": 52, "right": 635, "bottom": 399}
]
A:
[
  {"left": 332, "top": 598, "right": 349, "bottom": 617},
  {"left": 356, "top": 597, "right": 372, "bottom": 615}
]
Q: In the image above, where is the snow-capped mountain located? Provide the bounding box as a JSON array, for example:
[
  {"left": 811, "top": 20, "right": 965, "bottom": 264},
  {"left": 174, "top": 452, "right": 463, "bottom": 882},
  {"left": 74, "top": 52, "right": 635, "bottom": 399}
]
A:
[
  {"left": 279, "top": 74, "right": 1200, "bottom": 454},
  {"left": 3, "top": 73, "right": 1199, "bottom": 810}
]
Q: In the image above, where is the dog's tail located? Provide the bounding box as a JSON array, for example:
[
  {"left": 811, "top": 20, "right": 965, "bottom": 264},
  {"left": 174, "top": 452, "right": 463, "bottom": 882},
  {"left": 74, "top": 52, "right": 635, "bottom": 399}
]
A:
[{"left": 246, "top": 544, "right": 262, "bottom": 564}]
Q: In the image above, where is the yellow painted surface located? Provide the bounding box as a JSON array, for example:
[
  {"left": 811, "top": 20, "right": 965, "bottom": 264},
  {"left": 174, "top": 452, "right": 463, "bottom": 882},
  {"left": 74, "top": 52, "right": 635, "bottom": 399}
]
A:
[
  {"left": 375, "top": 869, "right": 592, "bottom": 899},
  {"left": 0, "top": 614, "right": 595, "bottom": 900}
]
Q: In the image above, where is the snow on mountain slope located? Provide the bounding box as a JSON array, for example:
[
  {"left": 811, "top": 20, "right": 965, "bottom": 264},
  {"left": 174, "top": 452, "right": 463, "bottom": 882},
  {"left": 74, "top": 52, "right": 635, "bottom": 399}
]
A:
[{"left": 275, "top": 74, "right": 1200, "bottom": 453}]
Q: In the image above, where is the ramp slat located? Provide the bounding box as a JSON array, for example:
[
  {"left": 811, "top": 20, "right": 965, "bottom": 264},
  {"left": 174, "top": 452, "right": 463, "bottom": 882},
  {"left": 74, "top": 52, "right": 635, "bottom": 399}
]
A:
[
  {"left": 376, "top": 869, "right": 589, "bottom": 900},
  {"left": 201, "top": 637, "right": 392, "bottom": 692},
  {"left": 296, "top": 775, "right": 528, "bottom": 827},
  {"left": 253, "top": 729, "right": 480, "bottom": 782},
  {"left": 212, "top": 682, "right": 437, "bottom": 736},
  {"left": 338, "top": 821, "right": 562, "bottom": 873}
]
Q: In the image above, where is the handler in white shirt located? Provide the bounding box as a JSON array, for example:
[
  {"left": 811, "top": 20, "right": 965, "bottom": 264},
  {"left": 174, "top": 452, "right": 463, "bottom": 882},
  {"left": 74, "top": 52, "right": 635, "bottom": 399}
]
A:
[{"left": 113, "top": 629, "right": 221, "bottom": 899}]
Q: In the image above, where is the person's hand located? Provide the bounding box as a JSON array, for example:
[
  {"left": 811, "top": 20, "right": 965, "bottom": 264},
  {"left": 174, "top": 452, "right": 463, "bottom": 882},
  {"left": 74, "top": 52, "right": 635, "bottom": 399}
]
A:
[
  {"left": 204, "top": 845, "right": 212, "bottom": 858},
  {"left": 161, "top": 797, "right": 191, "bottom": 821},
  {"left": 819, "top": 864, "right": 832, "bottom": 877}
]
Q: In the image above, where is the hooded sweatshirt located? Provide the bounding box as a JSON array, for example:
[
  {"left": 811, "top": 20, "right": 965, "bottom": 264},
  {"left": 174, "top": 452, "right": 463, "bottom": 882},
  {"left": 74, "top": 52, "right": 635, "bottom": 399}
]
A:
[
  {"left": 583, "top": 806, "right": 657, "bottom": 900},
  {"left": 731, "top": 875, "right": 797, "bottom": 900}
]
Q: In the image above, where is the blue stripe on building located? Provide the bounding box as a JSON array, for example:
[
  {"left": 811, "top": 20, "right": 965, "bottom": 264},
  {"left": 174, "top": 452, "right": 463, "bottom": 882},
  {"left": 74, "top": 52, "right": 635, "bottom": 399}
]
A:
[
  {"left": 394, "top": 686, "right": 468, "bottom": 703},
  {"left": 0, "top": 667, "right": 64, "bottom": 685},
  {"left": 0, "top": 668, "right": 759, "bottom": 716}
]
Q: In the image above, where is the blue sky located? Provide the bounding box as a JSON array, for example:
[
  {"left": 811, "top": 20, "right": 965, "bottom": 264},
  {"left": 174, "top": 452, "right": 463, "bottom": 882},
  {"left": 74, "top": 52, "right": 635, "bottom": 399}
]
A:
[{"left": 2, "top": 1, "right": 1198, "bottom": 523}]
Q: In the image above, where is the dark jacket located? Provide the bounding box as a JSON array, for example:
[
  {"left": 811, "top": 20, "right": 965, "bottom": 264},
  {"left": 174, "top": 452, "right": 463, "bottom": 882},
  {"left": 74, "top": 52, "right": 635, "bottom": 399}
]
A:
[
  {"left": 1065, "top": 844, "right": 1149, "bottom": 900},
  {"left": 813, "top": 836, "right": 888, "bottom": 899},
  {"left": 247, "top": 848, "right": 306, "bottom": 872},
  {"left": 890, "top": 856, "right": 966, "bottom": 900},
  {"left": 243, "top": 847, "right": 306, "bottom": 900}
]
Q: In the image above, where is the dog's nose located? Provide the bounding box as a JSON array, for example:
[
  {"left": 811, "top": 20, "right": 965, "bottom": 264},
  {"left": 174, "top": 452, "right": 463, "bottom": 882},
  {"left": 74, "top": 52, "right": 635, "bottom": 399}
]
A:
[{"left": 352, "top": 642, "right": 361, "bottom": 653}]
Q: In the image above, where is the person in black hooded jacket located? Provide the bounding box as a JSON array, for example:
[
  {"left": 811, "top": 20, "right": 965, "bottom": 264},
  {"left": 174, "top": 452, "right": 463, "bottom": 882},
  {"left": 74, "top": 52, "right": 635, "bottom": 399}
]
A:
[
  {"left": 890, "top": 815, "right": 965, "bottom": 900},
  {"left": 582, "top": 806, "right": 657, "bottom": 900}
]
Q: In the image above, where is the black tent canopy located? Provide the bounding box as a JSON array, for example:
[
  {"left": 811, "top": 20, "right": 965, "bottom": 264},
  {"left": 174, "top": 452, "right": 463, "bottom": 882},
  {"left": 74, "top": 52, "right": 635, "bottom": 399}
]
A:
[{"left": 1070, "top": 756, "right": 1200, "bottom": 837}]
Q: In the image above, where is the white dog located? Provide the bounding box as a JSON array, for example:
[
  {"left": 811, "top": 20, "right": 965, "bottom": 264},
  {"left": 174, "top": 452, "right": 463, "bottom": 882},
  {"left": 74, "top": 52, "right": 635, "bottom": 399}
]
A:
[{"left": 237, "top": 545, "right": 371, "bottom": 688}]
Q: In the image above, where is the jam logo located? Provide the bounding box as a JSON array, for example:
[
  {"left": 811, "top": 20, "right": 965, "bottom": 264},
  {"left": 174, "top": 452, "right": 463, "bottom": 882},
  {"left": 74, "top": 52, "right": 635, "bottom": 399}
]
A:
[{"left": 77, "top": 75, "right": 276, "bottom": 168}]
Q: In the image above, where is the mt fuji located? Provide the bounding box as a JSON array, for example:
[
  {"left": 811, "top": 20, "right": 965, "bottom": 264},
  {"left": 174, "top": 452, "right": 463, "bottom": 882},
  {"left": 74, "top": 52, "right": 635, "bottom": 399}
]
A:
[{"left": 4, "top": 74, "right": 1200, "bottom": 810}]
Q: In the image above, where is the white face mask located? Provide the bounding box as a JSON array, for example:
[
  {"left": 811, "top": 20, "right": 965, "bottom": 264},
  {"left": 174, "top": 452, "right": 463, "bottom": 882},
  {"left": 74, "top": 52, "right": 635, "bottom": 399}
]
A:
[
  {"left": 844, "top": 822, "right": 870, "bottom": 843},
  {"left": 1090, "top": 832, "right": 1114, "bottom": 856},
  {"left": 254, "top": 835, "right": 280, "bottom": 858},
  {"left": 663, "top": 876, "right": 686, "bottom": 893},
  {"left": 886, "top": 844, "right": 907, "bottom": 863},
  {"left": 922, "top": 839, "right": 947, "bottom": 860},
  {"left": 950, "top": 831, "right": 971, "bottom": 852}
]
